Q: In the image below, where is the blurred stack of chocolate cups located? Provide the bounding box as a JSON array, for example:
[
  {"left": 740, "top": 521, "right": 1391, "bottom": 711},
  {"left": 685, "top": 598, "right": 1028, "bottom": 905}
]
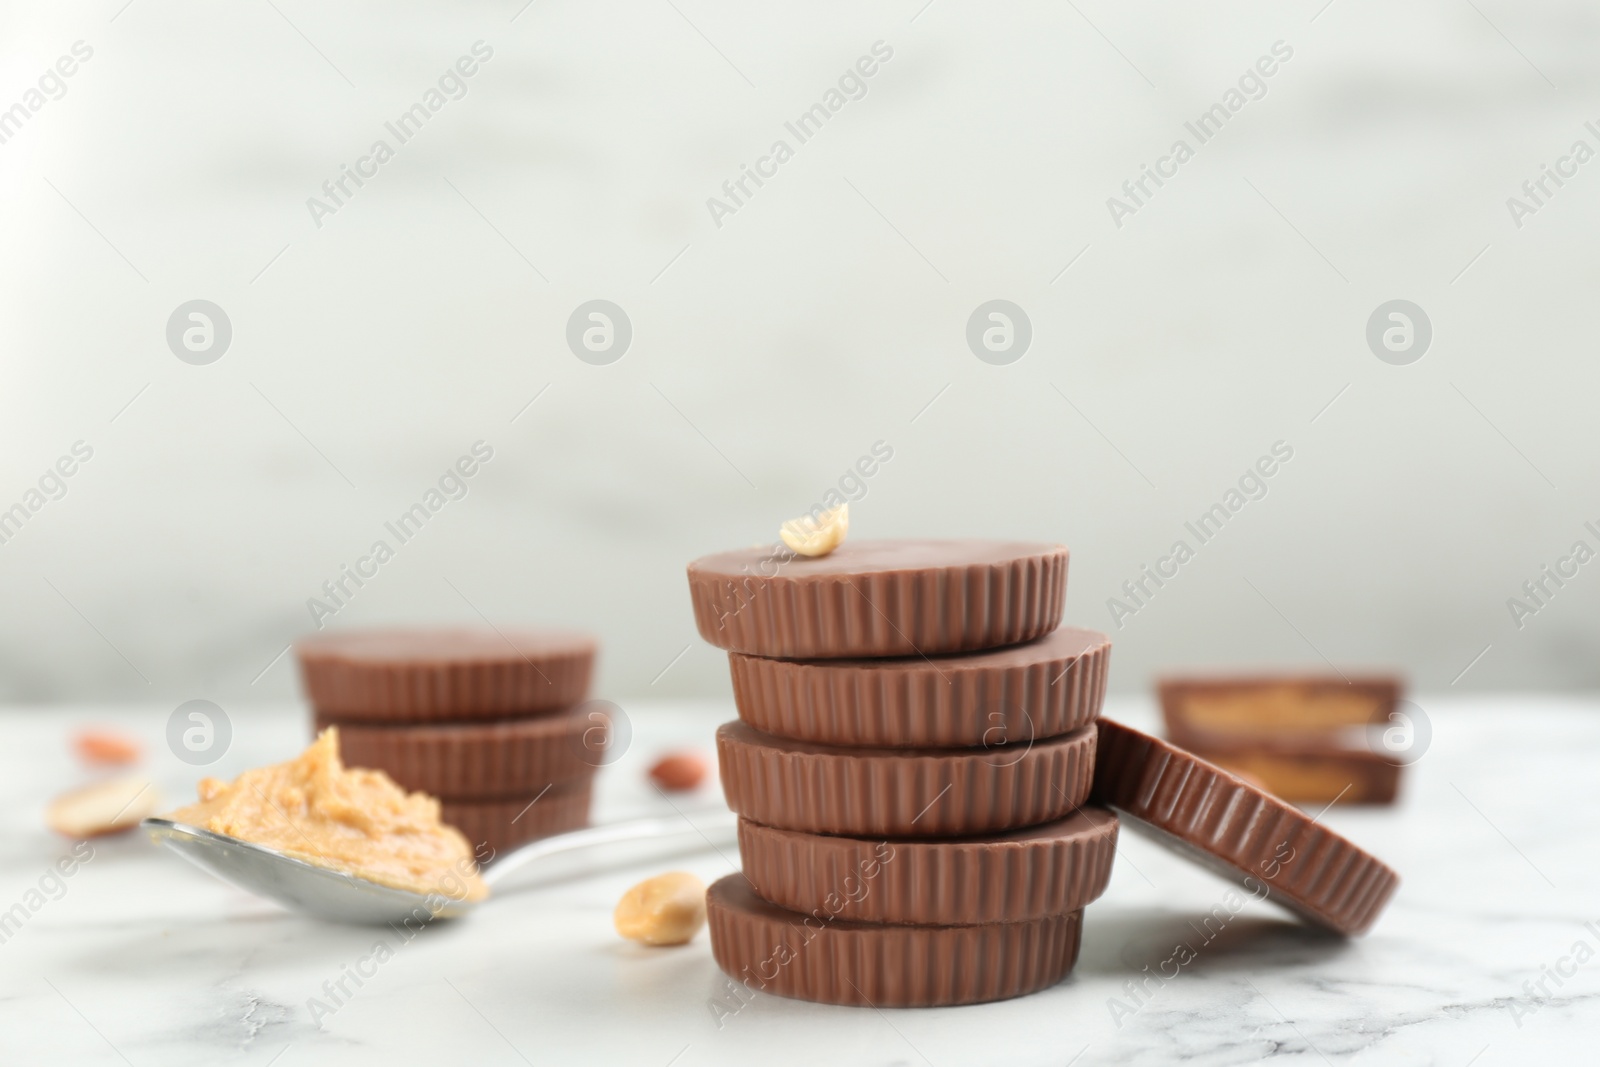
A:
[
  {"left": 686, "top": 539, "right": 1118, "bottom": 1007},
  {"left": 295, "top": 629, "right": 606, "bottom": 859}
]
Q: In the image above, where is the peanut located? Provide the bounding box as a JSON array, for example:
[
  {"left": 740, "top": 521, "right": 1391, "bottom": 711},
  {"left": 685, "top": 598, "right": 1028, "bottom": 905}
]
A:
[
  {"left": 73, "top": 730, "right": 142, "bottom": 766},
  {"left": 648, "top": 752, "right": 708, "bottom": 792},
  {"left": 46, "top": 776, "right": 160, "bottom": 838},
  {"left": 779, "top": 503, "right": 848, "bottom": 558},
  {"left": 614, "top": 871, "right": 707, "bottom": 946}
]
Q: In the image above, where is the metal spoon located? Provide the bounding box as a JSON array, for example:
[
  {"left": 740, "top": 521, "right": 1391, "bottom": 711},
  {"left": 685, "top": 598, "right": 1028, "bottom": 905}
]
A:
[{"left": 142, "top": 810, "right": 737, "bottom": 925}]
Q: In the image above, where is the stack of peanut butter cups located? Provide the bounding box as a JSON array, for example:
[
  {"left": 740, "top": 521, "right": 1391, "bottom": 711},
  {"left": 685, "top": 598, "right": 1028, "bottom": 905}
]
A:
[
  {"left": 295, "top": 628, "right": 605, "bottom": 859},
  {"left": 687, "top": 540, "right": 1117, "bottom": 1007}
]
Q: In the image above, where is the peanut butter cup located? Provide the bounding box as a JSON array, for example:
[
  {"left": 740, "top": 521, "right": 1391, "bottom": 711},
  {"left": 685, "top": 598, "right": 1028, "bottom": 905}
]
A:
[
  {"left": 687, "top": 539, "right": 1067, "bottom": 659},
  {"left": 706, "top": 876, "right": 1083, "bottom": 1007},
  {"left": 1090, "top": 719, "right": 1399, "bottom": 936},
  {"left": 729, "top": 625, "right": 1109, "bottom": 748},
  {"left": 440, "top": 783, "right": 592, "bottom": 860},
  {"left": 315, "top": 704, "right": 606, "bottom": 800},
  {"left": 296, "top": 628, "right": 596, "bottom": 722},
  {"left": 737, "top": 807, "right": 1117, "bottom": 925},
  {"left": 717, "top": 720, "right": 1095, "bottom": 837}
]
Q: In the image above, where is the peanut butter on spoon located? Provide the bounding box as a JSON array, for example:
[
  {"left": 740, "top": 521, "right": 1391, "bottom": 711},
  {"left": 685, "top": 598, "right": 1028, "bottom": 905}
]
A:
[{"left": 167, "top": 728, "right": 487, "bottom": 903}]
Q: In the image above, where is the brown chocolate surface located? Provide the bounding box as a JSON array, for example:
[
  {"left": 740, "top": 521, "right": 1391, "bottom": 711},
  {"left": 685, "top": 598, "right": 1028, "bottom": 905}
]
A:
[
  {"left": 316, "top": 705, "right": 606, "bottom": 800},
  {"left": 296, "top": 628, "right": 595, "bottom": 722},
  {"left": 717, "top": 721, "right": 1095, "bottom": 837},
  {"left": 729, "top": 626, "right": 1109, "bottom": 748},
  {"left": 440, "top": 782, "right": 592, "bottom": 860},
  {"left": 706, "top": 876, "right": 1082, "bottom": 1007},
  {"left": 737, "top": 807, "right": 1117, "bottom": 925},
  {"left": 1090, "top": 719, "right": 1399, "bottom": 936},
  {"left": 687, "top": 539, "right": 1068, "bottom": 658}
]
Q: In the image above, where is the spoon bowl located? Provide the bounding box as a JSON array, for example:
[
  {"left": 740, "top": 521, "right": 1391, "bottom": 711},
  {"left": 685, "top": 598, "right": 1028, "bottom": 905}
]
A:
[{"left": 143, "top": 809, "right": 737, "bottom": 925}]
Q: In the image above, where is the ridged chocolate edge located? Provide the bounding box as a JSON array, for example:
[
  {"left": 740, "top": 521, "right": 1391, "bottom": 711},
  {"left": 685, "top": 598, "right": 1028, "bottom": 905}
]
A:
[
  {"left": 689, "top": 549, "right": 1067, "bottom": 659},
  {"left": 319, "top": 707, "right": 604, "bottom": 800},
  {"left": 297, "top": 647, "right": 594, "bottom": 722},
  {"left": 728, "top": 632, "right": 1110, "bottom": 748},
  {"left": 1090, "top": 719, "right": 1399, "bottom": 936},
  {"left": 707, "top": 876, "right": 1082, "bottom": 1007},
  {"left": 717, "top": 722, "right": 1096, "bottom": 837},
  {"left": 440, "top": 783, "right": 593, "bottom": 860},
  {"left": 737, "top": 809, "right": 1118, "bottom": 924}
]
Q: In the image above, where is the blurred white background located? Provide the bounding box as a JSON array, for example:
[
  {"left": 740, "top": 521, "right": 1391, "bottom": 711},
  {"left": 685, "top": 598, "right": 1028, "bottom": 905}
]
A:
[{"left": 1, "top": 0, "right": 1596, "bottom": 706}]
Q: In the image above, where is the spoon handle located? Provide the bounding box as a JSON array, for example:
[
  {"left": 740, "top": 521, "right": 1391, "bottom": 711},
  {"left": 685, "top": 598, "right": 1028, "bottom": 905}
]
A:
[{"left": 481, "top": 807, "right": 738, "bottom": 886}]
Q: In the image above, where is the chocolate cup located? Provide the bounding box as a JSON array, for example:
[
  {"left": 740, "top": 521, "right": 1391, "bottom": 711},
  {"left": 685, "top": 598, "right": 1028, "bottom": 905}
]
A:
[
  {"left": 296, "top": 628, "right": 596, "bottom": 722},
  {"left": 717, "top": 721, "right": 1096, "bottom": 837},
  {"left": 706, "top": 876, "right": 1083, "bottom": 1007},
  {"left": 687, "top": 539, "right": 1068, "bottom": 659},
  {"left": 440, "top": 782, "right": 592, "bottom": 861},
  {"left": 737, "top": 807, "right": 1117, "bottom": 925},
  {"left": 317, "top": 705, "right": 607, "bottom": 801},
  {"left": 729, "top": 626, "right": 1109, "bottom": 748},
  {"left": 1090, "top": 719, "right": 1400, "bottom": 936}
]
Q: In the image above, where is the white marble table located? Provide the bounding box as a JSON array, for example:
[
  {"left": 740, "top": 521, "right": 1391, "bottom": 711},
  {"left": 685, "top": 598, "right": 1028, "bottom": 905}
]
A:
[{"left": 0, "top": 696, "right": 1590, "bottom": 1066}]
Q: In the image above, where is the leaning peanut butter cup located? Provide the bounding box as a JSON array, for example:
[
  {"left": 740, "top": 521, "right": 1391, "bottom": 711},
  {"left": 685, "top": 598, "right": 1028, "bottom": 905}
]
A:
[{"left": 1090, "top": 718, "right": 1400, "bottom": 936}]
